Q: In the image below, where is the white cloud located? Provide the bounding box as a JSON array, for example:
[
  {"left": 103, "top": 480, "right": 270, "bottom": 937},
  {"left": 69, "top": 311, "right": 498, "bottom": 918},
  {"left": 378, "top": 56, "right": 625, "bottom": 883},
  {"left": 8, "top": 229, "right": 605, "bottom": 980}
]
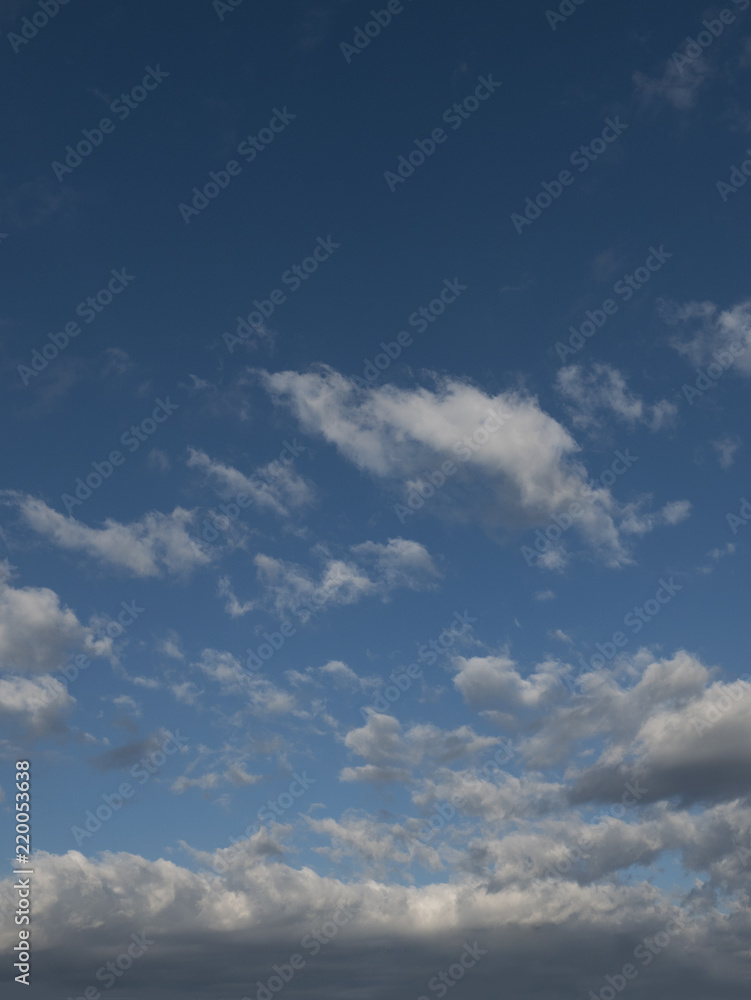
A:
[
  {"left": 556, "top": 363, "right": 677, "bottom": 431},
  {"left": 663, "top": 298, "right": 751, "bottom": 375},
  {"left": 220, "top": 537, "right": 441, "bottom": 619},
  {"left": 0, "top": 674, "right": 75, "bottom": 736},
  {"left": 319, "top": 660, "right": 377, "bottom": 691},
  {"left": 196, "top": 648, "right": 297, "bottom": 717},
  {"left": 712, "top": 436, "right": 741, "bottom": 468},
  {"left": 186, "top": 447, "right": 315, "bottom": 519},
  {"left": 3, "top": 493, "right": 213, "bottom": 577},
  {"left": 0, "top": 561, "right": 110, "bottom": 674},
  {"left": 2, "top": 840, "right": 749, "bottom": 1000},
  {"left": 258, "top": 367, "right": 669, "bottom": 566},
  {"left": 341, "top": 714, "right": 498, "bottom": 784},
  {"left": 452, "top": 653, "right": 563, "bottom": 713},
  {"left": 618, "top": 498, "right": 692, "bottom": 536}
]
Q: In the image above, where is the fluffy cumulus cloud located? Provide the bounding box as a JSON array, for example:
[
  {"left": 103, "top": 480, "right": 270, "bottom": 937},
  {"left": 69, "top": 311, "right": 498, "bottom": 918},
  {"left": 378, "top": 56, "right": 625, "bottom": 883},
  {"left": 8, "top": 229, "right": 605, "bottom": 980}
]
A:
[
  {"left": 0, "top": 560, "right": 110, "bottom": 674},
  {"left": 1, "top": 830, "right": 750, "bottom": 1000},
  {"left": 0, "top": 674, "right": 75, "bottom": 737},
  {"left": 1, "top": 648, "right": 751, "bottom": 996},
  {"left": 2, "top": 493, "right": 213, "bottom": 577},
  {"left": 258, "top": 367, "right": 685, "bottom": 567}
]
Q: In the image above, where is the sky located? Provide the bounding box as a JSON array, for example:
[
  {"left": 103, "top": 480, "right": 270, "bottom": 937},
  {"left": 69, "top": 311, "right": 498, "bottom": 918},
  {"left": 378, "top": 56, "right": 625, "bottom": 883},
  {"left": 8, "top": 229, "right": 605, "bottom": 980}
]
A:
[{"left": 1, "top": 0, "right": 751, "bottom": 997}]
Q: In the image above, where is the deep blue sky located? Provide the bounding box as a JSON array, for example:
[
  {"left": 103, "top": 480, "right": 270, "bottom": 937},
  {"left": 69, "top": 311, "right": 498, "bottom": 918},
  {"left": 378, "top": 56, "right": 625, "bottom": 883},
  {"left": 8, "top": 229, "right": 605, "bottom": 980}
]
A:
[{"left": 1, "top": 1, "right": 751, "bottom": 998}]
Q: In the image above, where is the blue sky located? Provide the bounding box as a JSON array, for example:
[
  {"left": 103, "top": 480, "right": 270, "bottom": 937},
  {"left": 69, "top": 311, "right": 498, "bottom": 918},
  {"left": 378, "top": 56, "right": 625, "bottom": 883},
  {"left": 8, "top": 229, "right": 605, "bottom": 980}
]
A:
[{"left": 1, "top": 0, "right": 751, "bottom": 998}]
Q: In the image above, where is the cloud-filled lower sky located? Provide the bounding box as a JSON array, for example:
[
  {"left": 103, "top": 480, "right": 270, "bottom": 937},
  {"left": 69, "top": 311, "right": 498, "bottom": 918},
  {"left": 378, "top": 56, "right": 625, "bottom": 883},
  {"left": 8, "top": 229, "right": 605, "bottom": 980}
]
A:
[{"left": 1, "top": 1, "right": 751, "bottom": 998}]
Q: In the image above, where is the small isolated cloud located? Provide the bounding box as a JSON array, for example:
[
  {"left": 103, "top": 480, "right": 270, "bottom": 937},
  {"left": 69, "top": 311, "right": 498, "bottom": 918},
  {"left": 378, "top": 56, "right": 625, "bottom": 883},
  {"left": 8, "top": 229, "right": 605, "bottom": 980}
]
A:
[
  {"left": 148, "top": 448, "right": 171, "bottom": 473},
  {"left": 711, "top": 436, "right": 741, "bottom": 468},
  {"left": 157, "top": 630, "right": 184, "bottom": 660},
  {"left": 663, "top": 298, "right": 751, "bottom": 375},
  {"left": 633, "top": 56, "right": 712, "bottom": 110},
  {"left": 556, "top": 363, "right": 677, "bottom": 431},
  {"left": 319, "top": 660, "right": 378, "bottom": 691}
]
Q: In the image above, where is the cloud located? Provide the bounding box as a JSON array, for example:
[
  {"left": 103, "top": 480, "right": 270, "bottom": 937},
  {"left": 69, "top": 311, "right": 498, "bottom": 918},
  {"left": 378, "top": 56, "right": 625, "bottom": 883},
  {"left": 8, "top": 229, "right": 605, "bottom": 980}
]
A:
[
  {"left": 3, "top": 493, "right": 213, "bottom": 577},
  {"left": 556, "top": 363, "right": 677, "bottom": 431},
  {"left": 567, "top": 672, "right": 751, "bottom": 808},
  {"left": 196, "top": 648, "right": 298, "bottom": 717},
  {"left": 341, "top": 714, "right": 498, "bottom": 784},
  {"left": 712, "top": 436, "right": 741, "bottom": 468},
  {"left": 89, "top": 734, "right": 166, "bottom": 771},
  {"left": 2, "top": 842, "right": 750, "bottom": 1000},
  {"left": 452, "top": 653, "right": 564, "bottom": 713},
  {"left": 319, "top": 660, "right": 377, "bottom": 691},
  {"left": 186, "top": 447, "right": 315, "bottom": 519},
  {"left": 258, "top": 366, "right": 668, "bottom": 566},
  {"left": 633, "top": 56, "right": 712, "bottom": 110},
  {"left": 0, "top": 560, "right": 110, "bottom": 675},
  {"left": 0, "top": 674, "right": 75, "bottom": 738},
  {"left": 157, "top": 631, "right": 184, "bottom": 660},
  {"left": 663, "top": 298, "right": 751, "bottom": 375},
  {"left": 220, "top": 537, "right": 441, "bottom": 619}
]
